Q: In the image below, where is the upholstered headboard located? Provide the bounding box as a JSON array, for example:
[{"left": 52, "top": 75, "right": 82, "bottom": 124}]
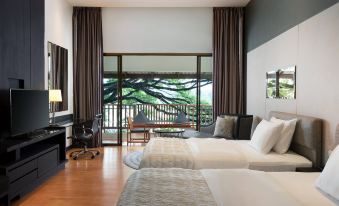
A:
[{"left": 268, "top": 111, "right": 323, "bottom": 168}]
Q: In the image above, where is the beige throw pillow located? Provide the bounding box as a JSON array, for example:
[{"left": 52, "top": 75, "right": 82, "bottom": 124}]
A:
[{"left": 213, "top": 116, "right": 234, "bottom": 139}]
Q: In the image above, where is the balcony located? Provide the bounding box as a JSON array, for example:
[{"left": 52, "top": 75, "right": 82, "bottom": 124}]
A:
[{"left": 102, "top": 103, "right": 213, "bottom": 143}]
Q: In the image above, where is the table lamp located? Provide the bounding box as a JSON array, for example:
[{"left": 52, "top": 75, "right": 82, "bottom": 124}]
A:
[{"left": 49, "top": 89, "right": 62, "bottom": 125}]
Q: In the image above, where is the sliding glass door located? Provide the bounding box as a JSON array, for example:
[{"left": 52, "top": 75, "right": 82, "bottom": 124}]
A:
[
  {"left": 102, "top": 54, "right": 212, "bottom": 145},
  {"left": 102, "top": 56, "right": 122, "bottom": 145},
  {"left": 199, "top": 56, "right": 213, "bottom": 127}
]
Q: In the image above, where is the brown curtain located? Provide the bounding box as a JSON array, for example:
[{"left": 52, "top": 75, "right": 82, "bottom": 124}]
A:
[
  {"left": 50, "top": 44, "right": 68, "bottom": 112},
  {"left": 73, "top": 7, "right": 103, "bottom": 147},
  {"left": 213, "top": 7, "right": 245, "bottom": 119}
]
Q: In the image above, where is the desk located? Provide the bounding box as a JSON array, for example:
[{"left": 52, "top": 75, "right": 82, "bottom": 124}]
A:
[{"left": 50, "top": 122, "right": 73, "bottom": 148}]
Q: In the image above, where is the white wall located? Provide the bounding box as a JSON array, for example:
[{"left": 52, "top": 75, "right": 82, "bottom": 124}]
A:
[
  {"left": 247, "top": 3, "right": 339, "bottom": 162},
  {"left": 102, "top": 8, "right": 213, "bottom": 53},
  {"left": 45, "top": 0, "right": 73, "bottom": 146},
  {"left": 45, "top": 0, "right": 73, "bottom": 117}
]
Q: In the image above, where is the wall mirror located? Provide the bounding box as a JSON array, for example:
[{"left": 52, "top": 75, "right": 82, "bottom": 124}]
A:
[
  {"left": 266, "top": 66, "right": 296, "bottom": 99},
  {"left": 48, "top": 42, "right": 68, "bottom": 111}
]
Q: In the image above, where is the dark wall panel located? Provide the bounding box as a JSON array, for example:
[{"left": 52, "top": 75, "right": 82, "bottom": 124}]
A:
[
  {"left": 0, "top": 0, "right": 31, "bottom": 90},
  {"left": 245, "top": 0, "right": 339, "bottom": 52},
  {"left": 30, "top": 0, "right": 45, "bottom": 89},
  {"left": 0, "top": 0, "right": 45, "bottom": 138}
]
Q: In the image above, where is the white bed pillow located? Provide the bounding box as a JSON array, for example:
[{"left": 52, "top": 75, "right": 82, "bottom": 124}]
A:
[
  {"left": 315, "top": 145, "right": 339, "bottom": 202},
  {"left": 271, "top": 117, "right": 298, "bottom": 154},
  {"left": 249, "top": 120, "right": 284, "bottom": 154}
]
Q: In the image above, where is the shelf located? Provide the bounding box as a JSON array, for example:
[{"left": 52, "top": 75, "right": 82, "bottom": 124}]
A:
[
  {"left": 3, "top": 129, "right": 64, "bottom": 153},
  {"left": 0, "top": 144, "right": 59, "bottom": 169}
]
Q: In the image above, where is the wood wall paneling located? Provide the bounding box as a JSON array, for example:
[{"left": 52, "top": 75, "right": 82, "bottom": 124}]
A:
[
  {"left": 30, "top": 0, "right": 45, "bottom": 90},
  {"left": 0, "top": 0, "right": 45, "bottom": 138},
  {"left": 0, "top": 0, "right": 44, "bottom": 90},
  {"left": 0, "top": 0, "right": 31, "bottom": 90}
]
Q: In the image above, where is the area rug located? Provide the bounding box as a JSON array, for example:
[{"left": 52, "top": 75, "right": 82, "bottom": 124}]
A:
[{"left": 123, "top": 151, "right": 143, "bottom": 170}]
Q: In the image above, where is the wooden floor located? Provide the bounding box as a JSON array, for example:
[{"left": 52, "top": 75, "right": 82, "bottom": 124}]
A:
[{"left": 12, "top": 145, "right": 144, "bottom": 206}]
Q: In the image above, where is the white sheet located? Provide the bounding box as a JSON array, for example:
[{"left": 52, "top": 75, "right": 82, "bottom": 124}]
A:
[
  {"left": 186, "top": 138, "right": 248, "bottom": 169},
  {"left": 201, "top": 169, "right": 300, "bottom": 206},
  {"left": 269, "top": 172, "right": 336, "bottom": 206},
  {"left": 201, "top": 169, "right": 336, "bottom": 206}
]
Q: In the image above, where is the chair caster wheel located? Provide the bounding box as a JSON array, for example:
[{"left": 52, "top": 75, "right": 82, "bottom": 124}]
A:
[
  {"left": 91, "top": 155, "right": 95, "bottom": 159},
  {"left": 73, "top": 156, "right": 78, "bottom": 160},
  {"left": 96, "top": 151, "right": 100, "bottom": 155}
]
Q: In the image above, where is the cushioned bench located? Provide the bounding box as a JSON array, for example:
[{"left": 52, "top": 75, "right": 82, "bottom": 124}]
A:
[{"left": 182, "top": 114, "right": 253, "bottom": 140}]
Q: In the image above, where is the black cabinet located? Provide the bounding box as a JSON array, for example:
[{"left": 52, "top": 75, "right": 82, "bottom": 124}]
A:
[
  {"left": 0, "top": 129, "right": 66, "bottom": 203},
  {"left": 0, "top": 0, "right": 45, "bottom": 90},
  {"left": 37, "top": 148, "right": 58, "bottom": 177}
]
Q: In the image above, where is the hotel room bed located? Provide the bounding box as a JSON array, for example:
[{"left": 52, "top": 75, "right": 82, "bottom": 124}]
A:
[
  {"left": 117, "top": 168, "right": 336, "bottom": 206},
  {"left": 140, "top": 138, "right": 312, "bottom": 171},
  {"left": 139, "top": 111, "right": 322, "bottom": 171}
]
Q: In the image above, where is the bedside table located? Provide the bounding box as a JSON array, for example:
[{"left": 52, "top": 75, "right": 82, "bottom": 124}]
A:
[{"left": 296, "top": 167, "right": 322, "bottom": 172}]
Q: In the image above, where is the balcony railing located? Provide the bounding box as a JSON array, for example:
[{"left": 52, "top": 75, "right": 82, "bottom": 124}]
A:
[{"left": 103, "top": 104, "right": 213, "bottom": 130}]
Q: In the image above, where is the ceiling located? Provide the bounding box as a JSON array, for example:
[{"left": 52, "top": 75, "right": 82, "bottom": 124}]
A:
[{"left": 67, "top": 0, "right": 250, "bottom": 7}]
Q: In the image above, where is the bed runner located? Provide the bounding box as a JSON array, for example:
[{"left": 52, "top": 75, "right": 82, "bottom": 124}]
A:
[
  {"left": 117, "top": 168, "right": 217, "bottom": 206},
  {"left": 139, "top": 138, "right": 194, "bottom": 169}
]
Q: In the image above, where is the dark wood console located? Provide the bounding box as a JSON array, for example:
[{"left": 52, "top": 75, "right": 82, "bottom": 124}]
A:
[{"left": 0, "top": 128, "right": 66, "bottom": 205}]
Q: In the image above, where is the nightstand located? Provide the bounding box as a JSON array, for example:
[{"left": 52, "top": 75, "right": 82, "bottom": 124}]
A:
[{"left": 296, "top": 167, "right": 322, "bottom": 172}]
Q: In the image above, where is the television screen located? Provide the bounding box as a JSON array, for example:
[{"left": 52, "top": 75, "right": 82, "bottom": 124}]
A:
[{"left": 10, "top": 89, "right": 49, "bottom": 137}]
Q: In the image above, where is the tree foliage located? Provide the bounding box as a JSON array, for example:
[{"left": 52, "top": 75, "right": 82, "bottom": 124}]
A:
[{"left": 103, "top": 78, "right": 212, "bottom": 105}]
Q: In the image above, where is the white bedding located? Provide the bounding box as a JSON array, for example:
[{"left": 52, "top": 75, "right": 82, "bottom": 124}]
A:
[
  {"left": 269, "top": 172, "right": 336, "bottom": 206},
  {"left": 186, "top": 138, "right": 248, "bottom": 169},
  {"left": 118, "top": 169, "right": 336, "bottom": 206},
  {"left": 202, "top": 169, "right": 300, "bottom": 206},
  {"left": 140, "top": 138, "right": 312, "bottom": 171},
  {"left": 201, "top": 169, "right": 336, "bottom": 206}
]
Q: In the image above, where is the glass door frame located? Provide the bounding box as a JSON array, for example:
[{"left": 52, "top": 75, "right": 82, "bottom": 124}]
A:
[{"left": 102, "top": 53, "right": 212, "bottom": 146}]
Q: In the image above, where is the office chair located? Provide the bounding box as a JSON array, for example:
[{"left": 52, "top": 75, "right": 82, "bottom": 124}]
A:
[{"left": 70, "top": 117, "right": 101, "bottom": 160}]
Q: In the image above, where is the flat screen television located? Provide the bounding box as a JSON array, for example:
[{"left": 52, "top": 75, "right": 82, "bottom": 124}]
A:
[{"left": 10, "top": 89, "right": 49, "bottom": 137}]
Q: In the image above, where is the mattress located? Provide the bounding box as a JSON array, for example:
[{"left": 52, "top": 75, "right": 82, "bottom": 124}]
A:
[
  {"left": 140, "top": 138, "right": 312, "bottom": 171},
  {"left": 235, "top": 140, "right": 312, "bottom": 171}
]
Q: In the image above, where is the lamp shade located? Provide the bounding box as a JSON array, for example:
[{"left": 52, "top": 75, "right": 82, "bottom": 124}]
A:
[{"left": 49, "top": 89, "right": 62, "bottom": 102}]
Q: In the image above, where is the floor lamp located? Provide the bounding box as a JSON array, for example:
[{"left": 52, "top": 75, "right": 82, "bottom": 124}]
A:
[{"left": 49, "top": 89, "right": 62, "bottom": 125}]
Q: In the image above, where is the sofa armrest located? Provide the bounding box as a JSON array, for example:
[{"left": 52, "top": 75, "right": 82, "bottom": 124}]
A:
[{"left": 200, "top": 122, "right": 216, "bottom": 135}]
